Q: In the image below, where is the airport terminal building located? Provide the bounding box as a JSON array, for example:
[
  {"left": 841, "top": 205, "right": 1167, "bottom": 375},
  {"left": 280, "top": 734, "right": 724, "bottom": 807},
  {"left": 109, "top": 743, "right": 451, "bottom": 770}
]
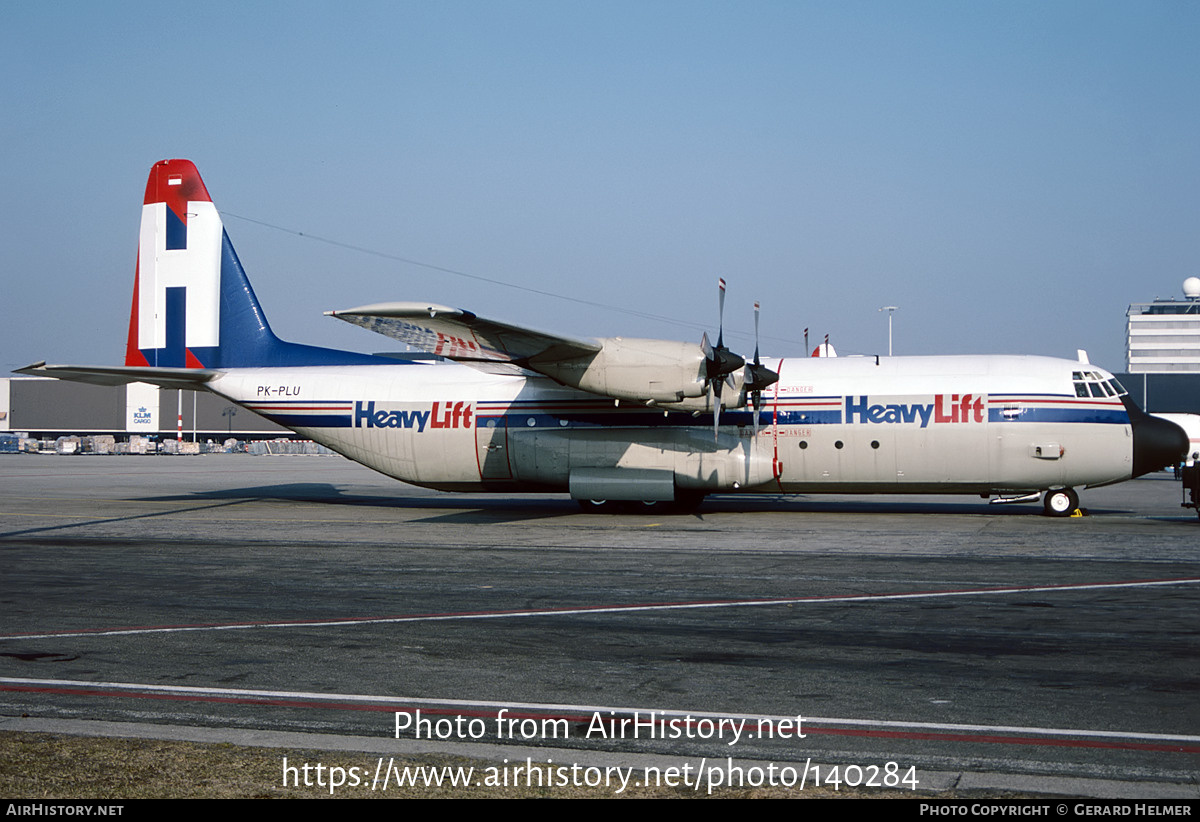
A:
[{"left": 1116, "top": 277, "right": 1200, "bottom": 412}]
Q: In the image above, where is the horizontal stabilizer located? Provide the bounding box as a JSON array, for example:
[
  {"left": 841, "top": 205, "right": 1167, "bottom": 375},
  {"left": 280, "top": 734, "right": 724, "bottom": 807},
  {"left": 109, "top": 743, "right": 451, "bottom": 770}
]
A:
[
  {"left": 15, "top": 362, "right": 218, "bottom": 391},
  {"left": 327, "top": 302, "right": 600, "bottom": 364}
]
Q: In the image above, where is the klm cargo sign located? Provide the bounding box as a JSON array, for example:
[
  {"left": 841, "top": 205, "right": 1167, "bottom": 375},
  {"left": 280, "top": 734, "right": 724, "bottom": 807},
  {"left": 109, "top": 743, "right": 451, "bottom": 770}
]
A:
[{"left": 125, "top": 383, "right": 159, "bottom": 432}]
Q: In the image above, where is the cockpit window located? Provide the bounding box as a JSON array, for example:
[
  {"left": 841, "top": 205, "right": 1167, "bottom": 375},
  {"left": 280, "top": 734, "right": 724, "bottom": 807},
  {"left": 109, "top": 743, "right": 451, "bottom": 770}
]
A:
[{"left": 1073, "top": 370, "right": 1126, "bottom": 399}]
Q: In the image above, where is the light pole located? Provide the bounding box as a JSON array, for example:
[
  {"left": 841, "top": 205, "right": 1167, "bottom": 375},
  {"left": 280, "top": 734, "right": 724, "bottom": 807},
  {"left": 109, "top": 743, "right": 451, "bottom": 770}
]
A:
[{"left": 879, "top": 306, "right": 898, "bottom": 356}]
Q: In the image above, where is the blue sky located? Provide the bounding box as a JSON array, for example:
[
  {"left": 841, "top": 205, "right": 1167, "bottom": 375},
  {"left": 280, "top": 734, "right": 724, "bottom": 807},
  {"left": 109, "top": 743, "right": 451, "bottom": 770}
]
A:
[{"left": 3, "top": 1, "right": 1198, "bottom": 372}]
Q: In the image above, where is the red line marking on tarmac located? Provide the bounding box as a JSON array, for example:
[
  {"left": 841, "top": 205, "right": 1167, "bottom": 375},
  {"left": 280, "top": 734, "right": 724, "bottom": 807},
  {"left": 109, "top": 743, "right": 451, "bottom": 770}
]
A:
[{"left": 2, "top": 679, "right": 1197, "bottom": 753}]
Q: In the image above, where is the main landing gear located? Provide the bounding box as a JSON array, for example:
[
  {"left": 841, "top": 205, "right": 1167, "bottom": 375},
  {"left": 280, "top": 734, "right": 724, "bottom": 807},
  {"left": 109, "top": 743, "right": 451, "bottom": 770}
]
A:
[
  {"left": 577, "top": 492, "right": 707, "bottom": 514},
  {"left": 1042, "top": 487, "right": 1079, "bottom": 518},
  {"left": 577, "top": 499, "right": 661, "bottom": 513}
]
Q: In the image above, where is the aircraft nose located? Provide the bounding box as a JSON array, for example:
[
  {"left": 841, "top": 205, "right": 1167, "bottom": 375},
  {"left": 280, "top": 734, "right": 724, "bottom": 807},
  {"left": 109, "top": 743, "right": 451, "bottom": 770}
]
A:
[{"left": 1129, "top": 407, "right": 1188, "bottom": 478}]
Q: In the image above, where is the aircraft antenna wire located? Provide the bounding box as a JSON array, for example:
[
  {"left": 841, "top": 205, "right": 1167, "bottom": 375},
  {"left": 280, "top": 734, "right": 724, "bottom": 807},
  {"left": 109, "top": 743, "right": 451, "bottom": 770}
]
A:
[{"left": 223, "top": 211, "right": 803, "bottom": 348}]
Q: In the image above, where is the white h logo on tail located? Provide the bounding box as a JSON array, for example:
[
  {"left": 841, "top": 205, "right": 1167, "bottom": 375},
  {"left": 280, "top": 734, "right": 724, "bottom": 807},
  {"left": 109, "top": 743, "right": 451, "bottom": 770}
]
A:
[{"left": 134, "top": 200, "right": 222, "bottom": 352}]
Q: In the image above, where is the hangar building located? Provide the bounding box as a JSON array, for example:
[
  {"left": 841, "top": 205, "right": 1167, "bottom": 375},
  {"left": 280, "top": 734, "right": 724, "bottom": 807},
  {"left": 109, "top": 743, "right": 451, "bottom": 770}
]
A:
[{"left": 0, "top": 378, "right": 285, "bottom": 440}]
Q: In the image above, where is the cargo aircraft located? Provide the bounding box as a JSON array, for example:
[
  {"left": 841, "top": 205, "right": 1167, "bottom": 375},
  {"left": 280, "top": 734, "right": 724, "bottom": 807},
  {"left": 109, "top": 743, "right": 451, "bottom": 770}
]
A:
[{"left": 18, "top": 160, "right": 1192, "bottom": 516}]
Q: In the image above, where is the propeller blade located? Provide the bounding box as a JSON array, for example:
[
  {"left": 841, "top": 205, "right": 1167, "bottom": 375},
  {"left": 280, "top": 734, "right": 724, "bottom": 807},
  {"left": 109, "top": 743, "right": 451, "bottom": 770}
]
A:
[
  {"left": 717, "top": 278, "right": 727, "bottom": 348},
  {"left": 753, "top": 301, "right": 761, "bottom": 365},
  {"left": 702, "top": 280, "right": 744, "bottom": 383},
  {"left": 707, "top": 380, "right": 719, "bottom": 440},
  {"left": 704, "top": 279, "right": 747, "bottom": 439}
]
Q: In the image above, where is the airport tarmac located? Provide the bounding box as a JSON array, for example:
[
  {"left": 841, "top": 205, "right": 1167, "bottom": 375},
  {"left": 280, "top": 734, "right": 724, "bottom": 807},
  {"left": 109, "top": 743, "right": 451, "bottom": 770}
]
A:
[{"left": 0, "top": 454, "right": 1197, "bottom": 797}]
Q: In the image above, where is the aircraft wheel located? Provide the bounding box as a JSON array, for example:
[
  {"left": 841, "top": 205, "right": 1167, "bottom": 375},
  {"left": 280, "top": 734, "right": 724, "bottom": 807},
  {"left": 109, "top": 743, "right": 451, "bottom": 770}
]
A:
[
  {"left": 1043, "top": 488, "right": 1078, "bottom": 517},
  {"left": 577, "top": 499, "right": 609, "bottom": 512}
]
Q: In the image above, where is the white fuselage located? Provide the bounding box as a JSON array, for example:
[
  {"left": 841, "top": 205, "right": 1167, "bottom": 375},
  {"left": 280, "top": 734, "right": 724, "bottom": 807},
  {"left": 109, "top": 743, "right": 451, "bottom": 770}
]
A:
[{"left": 208, "top": 353, "right": 1134, "bottom": 497}]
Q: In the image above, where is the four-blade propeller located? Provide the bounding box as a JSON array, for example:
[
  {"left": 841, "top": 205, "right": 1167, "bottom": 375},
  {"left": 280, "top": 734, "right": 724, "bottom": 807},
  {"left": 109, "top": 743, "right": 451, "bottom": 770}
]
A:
[
  {"left": 743, "top": 301, "right": 780, "bottom": 437},
  {"left": 700, "top": 279, "right": 778, "bottom": 438}
]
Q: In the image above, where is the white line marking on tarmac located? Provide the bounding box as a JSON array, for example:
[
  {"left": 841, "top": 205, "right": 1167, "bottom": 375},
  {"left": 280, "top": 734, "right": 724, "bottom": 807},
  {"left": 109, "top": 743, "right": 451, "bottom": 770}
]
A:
[{"left": 2, "top": 577, "right": 1197, "bottom": 642}]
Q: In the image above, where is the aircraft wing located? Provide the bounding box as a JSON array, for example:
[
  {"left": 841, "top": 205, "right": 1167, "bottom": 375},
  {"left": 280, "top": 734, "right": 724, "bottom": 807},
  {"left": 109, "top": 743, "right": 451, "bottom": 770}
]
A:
[
  {"left": 326, "top": 302, "right": 601, "bottom": 364},
  {"left": 15, "top": 362, "right": 219, "bottom": 391}
]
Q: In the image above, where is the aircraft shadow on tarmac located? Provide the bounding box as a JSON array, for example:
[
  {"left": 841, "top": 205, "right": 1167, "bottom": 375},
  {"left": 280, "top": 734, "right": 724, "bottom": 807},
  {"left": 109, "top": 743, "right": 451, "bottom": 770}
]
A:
[
  {"left": 1, "top": 480, "right": 1174, "bottom": 538},
  {"left": 134, "top": 482, "right": 1154, "bottom": 522},
  {"left": 140, "top": 483, "right": 583, "bottom": 525}
]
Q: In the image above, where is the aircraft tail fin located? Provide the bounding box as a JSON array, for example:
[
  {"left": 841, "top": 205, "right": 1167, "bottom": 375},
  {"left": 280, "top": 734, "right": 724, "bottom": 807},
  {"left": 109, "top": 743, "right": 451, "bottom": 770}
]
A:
[{"left": 125, "top": 159, "right": 386, "bottom": 369}]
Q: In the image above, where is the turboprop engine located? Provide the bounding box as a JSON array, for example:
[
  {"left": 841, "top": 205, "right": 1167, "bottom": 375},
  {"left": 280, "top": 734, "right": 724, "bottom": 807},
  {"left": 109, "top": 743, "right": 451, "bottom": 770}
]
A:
[
  {"left": 535, "top": 284, "right": 780, "bottom": 439},
  {"left": 531, "top": 337, "right": 715, "bottom": 405}
]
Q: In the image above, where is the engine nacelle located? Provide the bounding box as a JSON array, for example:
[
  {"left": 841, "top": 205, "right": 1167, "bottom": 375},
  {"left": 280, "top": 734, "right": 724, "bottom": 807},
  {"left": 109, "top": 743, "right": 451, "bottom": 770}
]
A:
[
  {"left": 659, "top": 372, "right": 749, "bottom": 413},
  {"left": 531, "top": 337, "right": 708, "bottom": 404}
]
